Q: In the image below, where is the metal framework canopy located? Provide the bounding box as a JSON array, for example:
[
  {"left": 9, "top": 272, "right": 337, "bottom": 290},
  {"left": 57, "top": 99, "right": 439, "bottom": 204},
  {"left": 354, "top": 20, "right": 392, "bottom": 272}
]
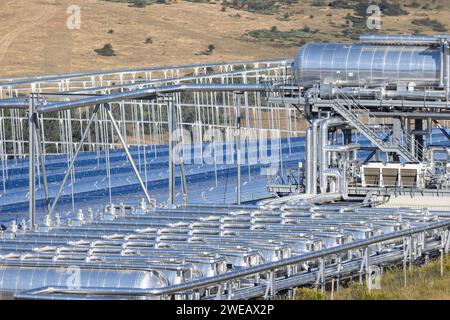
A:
[{"left": 0, "top": 58, "right": 299, "bottom": 225}]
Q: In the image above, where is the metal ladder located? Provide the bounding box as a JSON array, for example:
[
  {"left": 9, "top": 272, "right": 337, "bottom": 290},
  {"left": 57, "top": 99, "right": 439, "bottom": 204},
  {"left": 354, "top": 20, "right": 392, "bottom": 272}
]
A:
[{"left": 332, "top": 91, "right": 422, "bottom": 162}]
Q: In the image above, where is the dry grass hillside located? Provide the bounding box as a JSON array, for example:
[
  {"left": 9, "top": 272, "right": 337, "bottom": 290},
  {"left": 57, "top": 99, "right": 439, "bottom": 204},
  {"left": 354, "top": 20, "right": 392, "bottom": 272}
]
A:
[{"left": 0, "top": 0, "right": 449, "bottom": 77}]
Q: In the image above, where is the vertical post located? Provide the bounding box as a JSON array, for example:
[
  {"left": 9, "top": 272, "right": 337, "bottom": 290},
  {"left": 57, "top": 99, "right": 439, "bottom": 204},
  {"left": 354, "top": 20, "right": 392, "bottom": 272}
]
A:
[
  {"left": 167, "top": 97, "right": 176, "bottom": 205},
  {"left": 414, "top": 119, "right": 423, "bottom": 160},
  {"left": 227, "top": 281, "right": 233, "bottom": 300},
  {"left": 444, "top": 41, "right": 449, "bottom": 95},
  {"left": 317, "top": 258, "right": 325, "bottom": 293},
  {"left": 330, "top": 278, "right": 335, "bottom": 300},
  {"left": 28, "top": 94, "right": 37, "bottom": 229},
  {"left": 235, "top": 93, "right": 242, "bottom": 205},
  {"left": 336, "top": 255, "right": 342, "bottom": 292},
  {"left": 305, "top": 127, "right": 313, "bottom": 194},
  {"left": 403, "top": 237, "right": 408, "bottom": 288},
  {"left": 391, "top": 117, "right": 402, "bottom": 162}
]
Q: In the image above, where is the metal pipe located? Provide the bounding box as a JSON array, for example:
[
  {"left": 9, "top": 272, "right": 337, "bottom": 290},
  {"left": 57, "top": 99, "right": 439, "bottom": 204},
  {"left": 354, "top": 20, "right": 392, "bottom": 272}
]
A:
[
  {"left": 358, "top": 34, "right": 442, "bottom": 45},
  {"left": 311, "top": 118, "right": 323, "bottom": 195},
  {"left": 167, "top": 98, "right": 175, "bottom": 205},
  {"left": 235, "top": 93, "right": 242, "bottom": 205},
  {"left": 28, "top": 95, "right": 36, "bottom": 229},
  {"left": 0, "top": 99, "right": 29, "bottom": 110},
  {"left": 13, "top": 219, "right": 450, "bottom": 298},
  {"left": 305, "top": 127, "right": 313, "bottom": 194},
  {"left": 444, "top": 41, "right": 450, "bottom": 93},
  {"left": 37, "top": 84, "right": 273, "bottom": 114}
]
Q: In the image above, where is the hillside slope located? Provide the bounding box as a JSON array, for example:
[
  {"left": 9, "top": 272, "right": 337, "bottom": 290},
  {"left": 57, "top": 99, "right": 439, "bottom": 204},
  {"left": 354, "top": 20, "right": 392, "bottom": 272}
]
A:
[{"left": 0, "top": 0, "right": 449, "bottom": 77}]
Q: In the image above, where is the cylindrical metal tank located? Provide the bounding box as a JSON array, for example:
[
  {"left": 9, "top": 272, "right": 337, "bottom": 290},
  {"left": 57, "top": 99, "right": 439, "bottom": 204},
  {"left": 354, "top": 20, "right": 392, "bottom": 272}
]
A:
[{"left": 293, "top": 43, "right": 441, "bottom": 87}]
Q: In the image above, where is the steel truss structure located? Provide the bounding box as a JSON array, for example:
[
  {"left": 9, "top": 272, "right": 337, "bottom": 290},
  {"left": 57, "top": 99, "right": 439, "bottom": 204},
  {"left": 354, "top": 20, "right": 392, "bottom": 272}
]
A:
[{"left": 0, "top": 35, "right": 450, "bottom": 300}]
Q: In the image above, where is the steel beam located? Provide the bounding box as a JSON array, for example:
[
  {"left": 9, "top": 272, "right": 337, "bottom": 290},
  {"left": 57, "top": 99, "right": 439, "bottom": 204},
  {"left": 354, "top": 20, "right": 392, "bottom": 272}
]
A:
[{"left": 28, "top": 95, "right": 37, "bottom": 228}]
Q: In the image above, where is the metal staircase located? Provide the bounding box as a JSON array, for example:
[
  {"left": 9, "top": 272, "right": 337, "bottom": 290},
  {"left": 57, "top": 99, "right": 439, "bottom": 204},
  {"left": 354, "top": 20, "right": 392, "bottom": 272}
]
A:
[{"left": 332, "top": 91, "right": 421, "bottom": 163}]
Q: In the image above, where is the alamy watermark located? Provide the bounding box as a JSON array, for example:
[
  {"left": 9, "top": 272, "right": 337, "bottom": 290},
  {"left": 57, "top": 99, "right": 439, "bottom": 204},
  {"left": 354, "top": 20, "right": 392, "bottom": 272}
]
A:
[
  {"left": 366, "top": 5, "right": 382, "bottom": 30},
  {"left": 58, "top": 265, "right": 81, "bottom": 289},
  {"left": 67, "top": 4, "right": 81, "bottom": 30}
]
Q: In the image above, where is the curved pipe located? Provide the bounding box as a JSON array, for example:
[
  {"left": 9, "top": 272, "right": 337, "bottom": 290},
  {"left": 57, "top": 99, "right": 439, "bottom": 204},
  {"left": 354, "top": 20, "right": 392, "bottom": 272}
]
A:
[
  {"left": 323, "top": 143, "right": 359, "bottom": 152},
  {"left": 320, "top": 118, "right": 347, "bottom": 194}
]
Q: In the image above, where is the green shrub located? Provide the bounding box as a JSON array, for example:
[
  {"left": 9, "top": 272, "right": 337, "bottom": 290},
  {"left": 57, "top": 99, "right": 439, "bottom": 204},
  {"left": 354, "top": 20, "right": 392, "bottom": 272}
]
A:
[
  {"left": 412, "top": 18, "right": 447, "bottom": 32},
  {"left": 404, "top": 1, "right": 420, "bottom": 8},
  {"left": 246, "top": 27, "right": 315, "bottom": 46},
  {"left": 328, "top": 0, "right": 351, "bottom": 9},
  {"left": 105, "top": 0, "right": 172, "bottom": 7},
  {"left": 94, "top": 43, "right": 116, "bottom": 57},
  {"left": 311, "top": 0, "right": 327, "bottom": 6},
  {"left": 198, "top": 43, "right": 216, "bottom": 55},
  {"left": 343, "top": 14, "right": 371, "bottom": 37},
  {"left": 354, "top": 0, "right": 408, "bottom": 17},
  {"left": 221, "top": 0, "right": 297, "bottom": 14}
]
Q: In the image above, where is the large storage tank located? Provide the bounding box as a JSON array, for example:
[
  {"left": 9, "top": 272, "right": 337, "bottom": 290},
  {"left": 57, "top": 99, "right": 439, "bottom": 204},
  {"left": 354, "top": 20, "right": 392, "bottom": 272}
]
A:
[{"left": 293, "top": 43, "right": 441, "bottom": 87}]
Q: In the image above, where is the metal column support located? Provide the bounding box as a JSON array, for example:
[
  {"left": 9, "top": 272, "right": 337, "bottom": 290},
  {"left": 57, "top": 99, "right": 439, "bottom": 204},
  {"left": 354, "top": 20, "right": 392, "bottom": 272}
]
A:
[
  {"left": 216, "top": 283, "right": 223, "bottom": 300},
  {"left": 403, "top": 237, "right": 411, "bottom": 287},
  {"left": 227, "top": 281, "right": 234, "bottom": 300},
  {"left": 264, "top": 270, "right": 275, "bottom": 300},
  {"left": 414, "top": 119, "right": 424, "bottom": 160},
  {"left": 336, "top": 255, "right": 342, "bottom": 292},
  {"left": 34, "top": 115, "right": 50, "bottom": 212},
  {"left": 391, "top": 117, "right": 402, "bottom": 162},
  {"left": 359, "top": 247, "right": 369, "bottom": 284},
  {"left": 28, "top": 94, "right": 37, "bottom": 229},
  {"left": 167, "top": 97, "right": 176, "bottom": 205},
  {"left": 179, "top": 148, "right": 188, "bottom": 204},
  {"left": 316, "top": 258, "right": 325, "bottom": 292},
  {"left": 343, "top": 128, "right": 352, "bottom": 145},
  {"left": 305, "top": 127, "right": 313, "bottom": 194},
  {"left": 235, "top": 93, "right": 242, "bottom": 205},
  {"left": 105, "top": 103, "right": 153, "bottom": 206}
]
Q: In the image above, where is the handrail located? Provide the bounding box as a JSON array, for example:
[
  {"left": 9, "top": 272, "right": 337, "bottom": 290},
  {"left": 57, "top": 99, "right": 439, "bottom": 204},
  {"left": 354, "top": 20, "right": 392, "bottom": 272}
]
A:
[
  {"left": 0, "top": 59, "right": 292, "bottom": 86},
  {"left": 335, "top": 90, "right": 423, "bottom": 162}
]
